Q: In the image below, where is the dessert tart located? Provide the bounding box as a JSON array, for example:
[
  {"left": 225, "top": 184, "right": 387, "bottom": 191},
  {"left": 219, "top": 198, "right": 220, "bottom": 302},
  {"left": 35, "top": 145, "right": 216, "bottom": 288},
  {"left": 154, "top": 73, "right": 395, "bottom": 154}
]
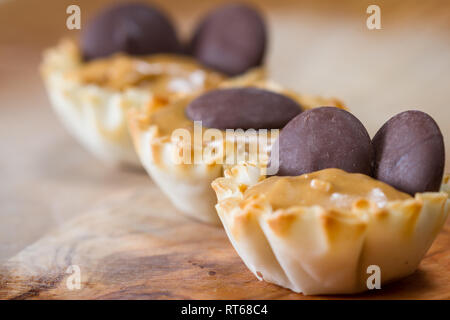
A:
[
  {"left": 129, "top": 78, "right": 344, "bottom": 224},
  {"left": 41, "top": 39, "right": 225, "bottom": 166},
  {"left": 212, "top": 108, "right": 448, "bottom": 294},
  {"left": 40, "top": 3, "right": 266, "bottom": 167}
]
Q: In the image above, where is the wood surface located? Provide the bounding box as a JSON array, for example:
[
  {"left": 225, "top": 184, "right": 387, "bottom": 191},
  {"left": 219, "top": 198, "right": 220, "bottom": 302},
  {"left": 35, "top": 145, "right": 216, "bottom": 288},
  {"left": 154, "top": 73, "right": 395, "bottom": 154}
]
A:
[
  {"left": 0, "top": 186, "right": 449, "bottom": 300},
  {"left": 0, "top": 0, "right": 449, "bottom": 299}
]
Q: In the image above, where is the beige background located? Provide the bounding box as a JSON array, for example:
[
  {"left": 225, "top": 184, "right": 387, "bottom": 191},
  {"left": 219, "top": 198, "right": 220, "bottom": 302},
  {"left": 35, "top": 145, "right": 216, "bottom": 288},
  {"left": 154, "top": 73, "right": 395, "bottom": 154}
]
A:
[{"left": 0, "top": 0, "right": 449, "bottom": 265}]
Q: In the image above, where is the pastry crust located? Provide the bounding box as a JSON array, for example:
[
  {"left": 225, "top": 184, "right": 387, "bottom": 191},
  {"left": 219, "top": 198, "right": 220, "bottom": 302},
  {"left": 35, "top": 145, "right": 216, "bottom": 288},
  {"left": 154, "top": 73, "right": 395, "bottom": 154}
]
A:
[
  {"left": 212, "top": 163, "right": 450, "bottom": 294},
  {"left": 129, "top": 77, "right": 345, "bottom": 224},
  {"left": 41, "top": 39, "right": 225, "bottom": 167}
]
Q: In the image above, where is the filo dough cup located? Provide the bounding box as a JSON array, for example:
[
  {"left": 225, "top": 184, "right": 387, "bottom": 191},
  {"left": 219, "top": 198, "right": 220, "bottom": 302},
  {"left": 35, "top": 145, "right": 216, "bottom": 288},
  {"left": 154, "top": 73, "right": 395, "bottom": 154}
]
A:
[
  {"left": 212, "top": 163, "right": 450, "bottom": 294},
  {"left": 129, "top": 76, "right": 345, "bottom": 224},
  {"left": 40, "top": 39, "right": 225, "bottom": 167}
]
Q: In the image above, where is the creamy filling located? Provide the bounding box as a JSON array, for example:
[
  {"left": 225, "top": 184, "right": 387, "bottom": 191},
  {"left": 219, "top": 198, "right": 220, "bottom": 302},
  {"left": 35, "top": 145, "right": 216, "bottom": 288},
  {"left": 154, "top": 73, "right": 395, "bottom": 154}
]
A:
[
  {"left": 150, "top": 98, "right": 195, "bottom": 136},
  {"left": 244, "top": 168, "right": 412, "bottom": 211},
  {"left": 70, "top": 53, "right": 225, "bottom": 92}
]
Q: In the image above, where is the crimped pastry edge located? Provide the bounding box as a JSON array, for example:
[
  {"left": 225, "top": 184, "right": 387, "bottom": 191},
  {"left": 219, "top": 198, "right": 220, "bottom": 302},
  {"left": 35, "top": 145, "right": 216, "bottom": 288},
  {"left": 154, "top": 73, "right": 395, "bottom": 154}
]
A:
[
  {"left": 41, "top": 39, "right": 150, "bottom": 167},
  {"left": 40, "top": 39, "right": 227, "bottom": 167},
  {"left": 212, "top": 163, "right": 450, "bottom": 294}
]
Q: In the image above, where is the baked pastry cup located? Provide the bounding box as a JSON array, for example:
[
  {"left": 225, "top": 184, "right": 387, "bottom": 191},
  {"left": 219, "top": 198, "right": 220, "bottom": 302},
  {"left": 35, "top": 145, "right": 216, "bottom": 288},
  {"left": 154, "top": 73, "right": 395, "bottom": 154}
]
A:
[
  {"left": 212, "top": 164, "right": 449, "bottom": 295},
  {"left": 129, "top": 76, "right": 344, "bottom": 224},
  {"left": 40, "top": 39, "right": 225, "bottom": 167}
]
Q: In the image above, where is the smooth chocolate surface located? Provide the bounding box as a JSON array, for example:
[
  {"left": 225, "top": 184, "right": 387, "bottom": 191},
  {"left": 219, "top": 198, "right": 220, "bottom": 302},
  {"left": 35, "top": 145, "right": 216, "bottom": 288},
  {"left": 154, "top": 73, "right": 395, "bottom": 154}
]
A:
[
  {"left": 185, "top": 87, "right": 302, "bottom": 130},
  {"left": 81, "top": 3, "right": 181, "bottom": 60},
  {"left": 273, "top": 107, "right": 373, "bottom": 176},
  {"left": 373, "top": 110, "right": 445, "bottom": 195},
  {"left": 189, "top": 4, "right": 267, "bottom": 76}
]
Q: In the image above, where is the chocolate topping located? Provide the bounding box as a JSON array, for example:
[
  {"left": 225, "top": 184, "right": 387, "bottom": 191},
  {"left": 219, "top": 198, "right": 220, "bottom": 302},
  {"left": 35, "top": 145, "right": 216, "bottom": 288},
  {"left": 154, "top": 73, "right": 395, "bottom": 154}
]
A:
[
  {"left": 373, "top": 110, "right": 445, "bottom": 195},
  {"left": 81, "top": 3, "right": 181, "bottom": 60},
  {"left": 273, "top": 107, "right": 373, "bottom": 176},
  {"left": 185, "top": 87, "right": 302, "bottom": 130},
  {"left": 189, "top": 4, "right": 267, "bottom": 76}
]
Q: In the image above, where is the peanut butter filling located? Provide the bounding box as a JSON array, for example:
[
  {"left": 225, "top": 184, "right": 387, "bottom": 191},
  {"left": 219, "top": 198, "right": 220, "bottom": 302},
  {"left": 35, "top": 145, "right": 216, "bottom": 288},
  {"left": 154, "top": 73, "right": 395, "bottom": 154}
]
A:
[
  {"left": 150, "top": 98, "right": 195, "bottom": 136},
  {"left": 244, "top": 168, "right": 412, "bottom": 211},
  {"left": 70, "top": 53, "right": 225, "bottom": 92},
  {"left": 146, "top": 97, "right": 281, "bottom": 167}
]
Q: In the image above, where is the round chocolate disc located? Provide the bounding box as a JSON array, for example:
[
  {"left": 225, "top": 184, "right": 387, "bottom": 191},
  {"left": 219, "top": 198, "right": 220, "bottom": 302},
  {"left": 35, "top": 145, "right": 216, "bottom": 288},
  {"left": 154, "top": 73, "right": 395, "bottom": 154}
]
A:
[
  {"left": 189, "top": 4, "right": 267, "bottom": 76},
  {"left": 373, "top": 110, "right": 445, "bottom": 195},
  {"left": 185, "top": 87, "right": 302, "bottom": 130},
  {"left": 273, "top": 107, "right": 373, "bottom": 176},
  {"left": 81, "top": 3, "right": 181, "bottom": 60}
]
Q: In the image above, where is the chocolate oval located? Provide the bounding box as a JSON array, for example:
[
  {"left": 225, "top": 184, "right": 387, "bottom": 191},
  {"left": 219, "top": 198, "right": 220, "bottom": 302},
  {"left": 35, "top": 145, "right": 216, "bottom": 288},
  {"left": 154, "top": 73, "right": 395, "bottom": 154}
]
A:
[
  {"left": 81, "top": 3, "right": 181, "bottom": 60},
  {"left": 189, "top": 4, "right": 267, "bottom": 76},
  {"left": 185, "top": 87, "right": 302, "bottom": 130},
  {"left": 373, "top": 110, "right": 445, "bottom": 195},
  {"left": 273, "top": 107, "right": 373, "bottom": 176}
]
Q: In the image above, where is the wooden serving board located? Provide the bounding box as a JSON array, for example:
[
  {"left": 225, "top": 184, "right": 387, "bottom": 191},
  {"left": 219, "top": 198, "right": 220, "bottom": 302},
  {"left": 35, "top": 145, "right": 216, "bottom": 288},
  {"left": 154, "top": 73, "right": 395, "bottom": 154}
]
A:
[
  {"left": 0, "top": 182, "right": 449, "bottom": 300},
  {"left": 1, "top": 0, "right": 450, "bottom": 300}
]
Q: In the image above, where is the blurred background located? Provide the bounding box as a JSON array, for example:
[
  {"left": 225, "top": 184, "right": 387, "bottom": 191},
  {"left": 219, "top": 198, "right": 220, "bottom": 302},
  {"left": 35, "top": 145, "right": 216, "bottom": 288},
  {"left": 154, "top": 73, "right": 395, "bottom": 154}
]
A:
[{"left": 1, "top": 0, "right": 449, "bottom": 263}]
